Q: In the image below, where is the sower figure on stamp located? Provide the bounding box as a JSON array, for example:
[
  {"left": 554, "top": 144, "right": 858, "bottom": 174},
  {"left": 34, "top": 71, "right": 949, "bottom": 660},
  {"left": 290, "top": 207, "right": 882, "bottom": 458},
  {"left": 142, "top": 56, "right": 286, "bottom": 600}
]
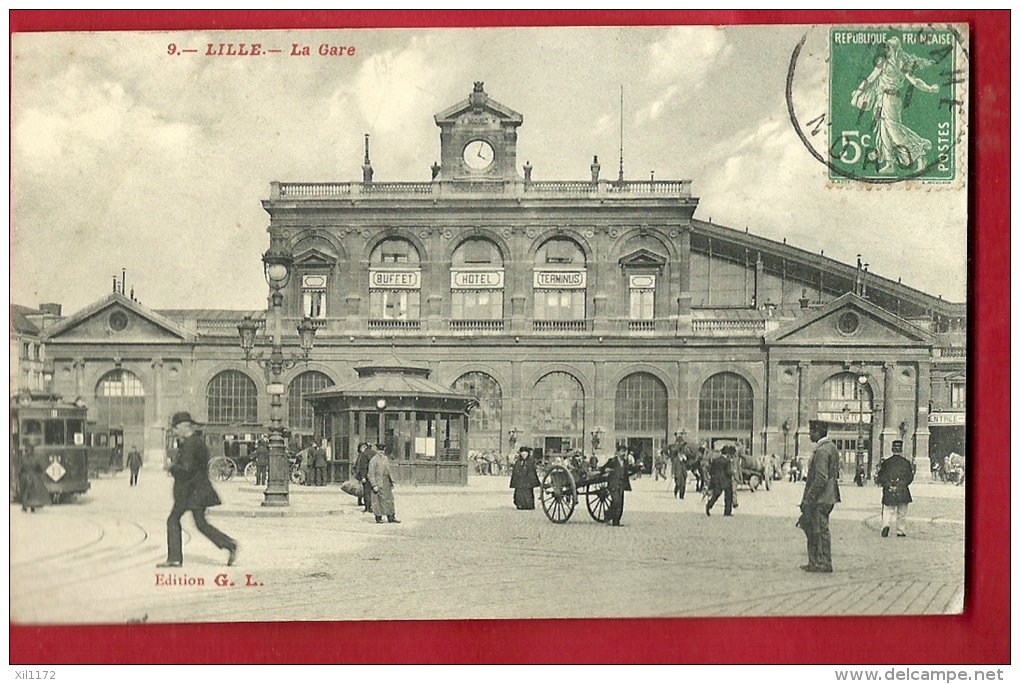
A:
[
  {"left": 875, "top": 441, "right": 913, "bottom": 538},
  {"left": 798, "top": 420, "right": 841, "bottom": 573},
  {"left": 126, "top": 445, "right": 143, "bottom": 486},
  {"left": 368, "top": 443, "right": 400, "bottom": 524},
  {"left": 159, "top": 412, "right": 238, "bottom": 568}
]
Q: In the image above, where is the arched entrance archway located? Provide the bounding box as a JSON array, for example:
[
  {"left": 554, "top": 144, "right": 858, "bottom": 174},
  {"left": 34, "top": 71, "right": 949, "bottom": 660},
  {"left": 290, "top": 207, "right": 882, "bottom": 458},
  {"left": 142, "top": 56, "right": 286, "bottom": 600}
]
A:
[
  {"left": 531, "top": 371, "right": 584, "bottom": 460},
  {"left": 818, "top": 372, "right": 875, "bottom": 479},
  {"left": 94, "top": 369, "right": 146, "bottom": 466},
  {"left": 451, "top": 372, "right": 503, "bottom": 454},
  {"left": 615, "top": 372, "right": 668, "bottom": 474},
  {"left": 698, "top": 372, "right": 754, "bottom": 453}
]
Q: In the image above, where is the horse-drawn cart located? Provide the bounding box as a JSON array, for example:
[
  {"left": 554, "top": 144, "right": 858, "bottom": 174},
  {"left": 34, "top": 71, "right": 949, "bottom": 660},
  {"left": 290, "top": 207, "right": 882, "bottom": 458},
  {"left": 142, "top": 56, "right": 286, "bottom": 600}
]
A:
[{"left": 539, "top": 457, "right": 638, "bottom": 524}]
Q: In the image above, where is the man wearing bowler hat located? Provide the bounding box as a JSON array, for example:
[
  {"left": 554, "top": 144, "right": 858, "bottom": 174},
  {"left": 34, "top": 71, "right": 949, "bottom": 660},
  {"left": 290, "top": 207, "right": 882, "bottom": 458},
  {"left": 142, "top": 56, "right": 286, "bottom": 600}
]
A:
[
  {"left": 158, "top": 411, "right": 238, "bottom": 568},
  {"left": 799, "top": 419, "right": 841, "bottom": 573}
]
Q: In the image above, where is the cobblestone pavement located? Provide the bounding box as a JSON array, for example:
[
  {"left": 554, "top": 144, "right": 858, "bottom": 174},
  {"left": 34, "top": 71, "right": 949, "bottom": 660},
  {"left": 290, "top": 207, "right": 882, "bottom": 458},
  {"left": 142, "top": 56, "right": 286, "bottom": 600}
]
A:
[{"left": 9, "top": 469, "right": 965, "bottom": 624}]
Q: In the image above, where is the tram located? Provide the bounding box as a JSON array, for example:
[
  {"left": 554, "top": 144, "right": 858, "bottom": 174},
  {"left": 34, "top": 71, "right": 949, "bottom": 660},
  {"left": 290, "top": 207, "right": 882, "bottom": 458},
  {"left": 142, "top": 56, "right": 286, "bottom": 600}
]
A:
[{"left": 10, "top": 393, "right": 92, "bottom": 504}]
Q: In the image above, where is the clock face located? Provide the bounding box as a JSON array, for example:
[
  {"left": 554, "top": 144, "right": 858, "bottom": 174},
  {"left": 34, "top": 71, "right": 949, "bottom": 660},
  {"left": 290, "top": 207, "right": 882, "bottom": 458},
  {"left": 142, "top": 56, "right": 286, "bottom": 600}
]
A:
[{"left": 463, "top": 140, "right": 495, "bottom": 170}]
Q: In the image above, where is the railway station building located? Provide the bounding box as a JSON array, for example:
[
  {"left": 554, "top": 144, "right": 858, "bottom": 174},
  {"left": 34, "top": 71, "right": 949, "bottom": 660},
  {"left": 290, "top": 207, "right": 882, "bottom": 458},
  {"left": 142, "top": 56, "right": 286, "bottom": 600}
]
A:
[{"left": 33, "top": 83, "right": 967, "bottom": 481}]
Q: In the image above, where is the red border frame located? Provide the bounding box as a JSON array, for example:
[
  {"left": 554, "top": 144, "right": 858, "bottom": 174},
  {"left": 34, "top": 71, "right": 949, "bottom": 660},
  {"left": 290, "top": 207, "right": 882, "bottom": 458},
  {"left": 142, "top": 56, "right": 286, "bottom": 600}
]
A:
[{"left": 9, "top": 10, "right": 1008, "bottom": 664}]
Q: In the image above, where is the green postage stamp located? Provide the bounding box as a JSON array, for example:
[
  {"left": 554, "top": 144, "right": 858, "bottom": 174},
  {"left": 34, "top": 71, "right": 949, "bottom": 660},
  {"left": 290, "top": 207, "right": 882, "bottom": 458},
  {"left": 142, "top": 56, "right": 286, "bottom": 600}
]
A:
[{"left": 827, "top": 25, "right": 968, "bottom": 185}]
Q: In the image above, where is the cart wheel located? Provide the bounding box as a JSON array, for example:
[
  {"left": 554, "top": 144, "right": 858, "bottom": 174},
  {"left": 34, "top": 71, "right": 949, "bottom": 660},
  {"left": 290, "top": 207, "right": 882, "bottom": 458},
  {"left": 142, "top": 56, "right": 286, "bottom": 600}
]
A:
[
  {"left": 585, "top": 480, "right": 612, "bottom": 523},
  {"left": 208, "top": 456, "right": 237, "bottom": 482},
  {"left": 243, "top": 461, "right": 258, "bottom": 484},
  {"left": 540, "top": 465, "right": 577, "bottom": 524},
  {"left": 291, "top": 467, "right": 306, "bottom": 485},
  {"left": 748, "top": 474, "right": 760, "bottom": 492}
]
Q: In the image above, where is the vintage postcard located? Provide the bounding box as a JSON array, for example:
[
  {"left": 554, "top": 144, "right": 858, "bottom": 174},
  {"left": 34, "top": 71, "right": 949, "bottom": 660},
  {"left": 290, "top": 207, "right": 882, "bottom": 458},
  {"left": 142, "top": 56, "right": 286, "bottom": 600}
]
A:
[{"left": 11, "top": 22, "right": 969, "bottom": 632}]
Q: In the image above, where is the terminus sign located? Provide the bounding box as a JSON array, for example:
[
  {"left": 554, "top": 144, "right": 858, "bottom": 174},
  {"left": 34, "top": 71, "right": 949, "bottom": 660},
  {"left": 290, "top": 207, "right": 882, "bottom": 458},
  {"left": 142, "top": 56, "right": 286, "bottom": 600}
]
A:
[
  {"left": 370, "top": 270, "right": 421, "bottom": 289},
  {"left": 533, "top": 270, "right": 587, "bottom": 289}
]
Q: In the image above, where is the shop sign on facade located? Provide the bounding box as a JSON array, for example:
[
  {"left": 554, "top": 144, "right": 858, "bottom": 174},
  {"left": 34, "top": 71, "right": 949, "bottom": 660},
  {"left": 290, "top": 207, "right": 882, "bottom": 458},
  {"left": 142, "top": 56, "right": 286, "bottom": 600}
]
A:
[
  {"left": 370, "top": 270, "right": 421, "bottom": 289},
  {"left": 451, "top": 270, "right": 504, "bottom": 289},
  {"left": 533, "top": 270, "right": 586, "bottom": 289},
  {"left": 929, "top": 412, "right": 966, "bottom": 425}
]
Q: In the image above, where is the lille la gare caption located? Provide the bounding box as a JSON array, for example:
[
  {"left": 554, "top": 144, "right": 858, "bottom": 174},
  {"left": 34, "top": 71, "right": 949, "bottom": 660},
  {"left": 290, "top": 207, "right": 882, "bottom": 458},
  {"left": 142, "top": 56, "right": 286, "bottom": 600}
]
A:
[{"left": 167, "top": 43, "right": 357, "bottom": 57}]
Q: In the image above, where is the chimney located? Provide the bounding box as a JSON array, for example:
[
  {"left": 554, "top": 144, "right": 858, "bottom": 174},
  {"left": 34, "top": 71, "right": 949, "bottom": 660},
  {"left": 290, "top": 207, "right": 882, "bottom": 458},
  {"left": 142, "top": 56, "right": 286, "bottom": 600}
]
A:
[
  {"left": 799, "top": 288, "right": 810, "bottom": 309},
  {"left": 39, "top": 303, "right": 62, "bottom": 316},
  {"left": 362, "top": 134, "right": 374, "bottom": 183}
]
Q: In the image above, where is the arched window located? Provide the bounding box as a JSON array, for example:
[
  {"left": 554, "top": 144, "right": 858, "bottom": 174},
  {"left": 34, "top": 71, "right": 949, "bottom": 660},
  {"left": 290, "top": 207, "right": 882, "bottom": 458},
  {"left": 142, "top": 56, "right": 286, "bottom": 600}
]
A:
[
  {"left": 532, "top": 372, "right": 585, "bottom": 455},
  {"left": 698, "top": 372, "right": 753, "bottom": 432},
  {"left": 94, "top": 369, "right": 145, "bottom": 429},
  {"left": 369, "top": 238, "right": 421, "bottom": 324},
  {"left": 288, "top": 371, "right": 333, "bottom": 431},
  {"left": 451, "top": 239, "right": 504, "bottom": 323},
  {"left": 534, "top": 238, "right": 587, "bottom": 326},
  {"left": 452, "top": 372, "right": 502, "bottom": 451},
  {"left": 615, "top": 372, "right": 667, "bottom": 432},
  {"left": 207, "top": 370, "right": 258, "bottom": 424}
]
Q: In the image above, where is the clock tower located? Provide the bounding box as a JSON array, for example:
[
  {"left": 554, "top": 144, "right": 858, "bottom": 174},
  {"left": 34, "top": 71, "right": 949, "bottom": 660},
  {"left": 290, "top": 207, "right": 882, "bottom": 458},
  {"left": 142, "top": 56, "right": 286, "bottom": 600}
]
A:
[{"left": 434, "top": 82, "right": 523, "bottom": 182}]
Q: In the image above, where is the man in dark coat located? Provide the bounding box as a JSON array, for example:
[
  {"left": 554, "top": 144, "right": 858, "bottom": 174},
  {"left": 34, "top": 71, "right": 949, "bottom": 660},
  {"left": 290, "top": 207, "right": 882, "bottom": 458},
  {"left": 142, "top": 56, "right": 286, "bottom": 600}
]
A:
[
  {"left": 158, "top": 412, "right": 238, "bottom": 568},
  {"left": 602, "top": 447, "right": 632, "bottom": 526},
  {"left": 310, "top": 440, "right": 327, "bottom": 486},
  {"left": 126, "top": 446, "right": 143, "bottom": 486},
  {"left": 254, "top": 439, "right": 270, "bottom": 486},
  {"left": 354, "top": 442, "right": 376, "bottom": 513},
  {"left": 705, "top": 448, "right": 734, "bottom": 516},
  {"left": 17, "top": 447, "right": 50, "bottom": 513},
  {"left": 668, "top": 440, "right": 696, "bottom": 499},
  {"left": 875, "top": 445, "right": 914, "bottom": 538},
  {"left": 799, "top": 420, "right": 841, "bottom": 573},
  {"left": 509, "top": 446, "right": 541, "bottom": 509}
]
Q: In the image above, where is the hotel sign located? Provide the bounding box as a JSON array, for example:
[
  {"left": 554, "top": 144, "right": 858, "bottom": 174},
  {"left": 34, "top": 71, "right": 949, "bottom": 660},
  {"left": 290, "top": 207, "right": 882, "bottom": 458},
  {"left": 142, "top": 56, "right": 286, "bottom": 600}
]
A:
[
  {"left": 370, "top": 269, "right": 421, "bottom": 289},
  {"left": 929, "top": 412, "right": 966, "bottom": 426},
  {"left": 533, "top": 270, "right": 586, "bottom": 289},
  {"left": 451, "top": 269, "right": 504, "bottom": 289}
]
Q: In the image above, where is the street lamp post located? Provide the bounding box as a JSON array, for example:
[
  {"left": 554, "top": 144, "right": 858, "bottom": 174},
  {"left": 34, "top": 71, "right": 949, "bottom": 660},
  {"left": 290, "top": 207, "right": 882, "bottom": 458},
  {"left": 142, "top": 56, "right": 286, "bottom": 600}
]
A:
[
  {"left": 857, "top": 374, "right": 869, "bottom": 482},
  {"left": 781, "top": 419, "right": 790, "bottom": 463},
  {"left": 237, "top": 242, "right": 317, "bottom": 507}
]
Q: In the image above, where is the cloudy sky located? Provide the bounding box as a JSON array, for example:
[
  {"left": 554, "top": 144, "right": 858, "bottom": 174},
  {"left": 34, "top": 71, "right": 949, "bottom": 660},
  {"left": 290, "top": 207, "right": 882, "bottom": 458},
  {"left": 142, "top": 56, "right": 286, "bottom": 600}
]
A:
[{"left": 11, "top": 24, "right": 968, "bottom": 314}]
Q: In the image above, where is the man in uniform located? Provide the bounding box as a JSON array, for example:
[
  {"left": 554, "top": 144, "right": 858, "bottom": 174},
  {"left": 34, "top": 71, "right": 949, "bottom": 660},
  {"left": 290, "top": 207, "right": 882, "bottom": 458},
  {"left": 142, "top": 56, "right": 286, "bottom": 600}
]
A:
[
  {"left": 159, "top": 412, "right": 238, "bottom": 568},
  {"left": 798, "top": 419, "right": 841, "bottom": 573}
]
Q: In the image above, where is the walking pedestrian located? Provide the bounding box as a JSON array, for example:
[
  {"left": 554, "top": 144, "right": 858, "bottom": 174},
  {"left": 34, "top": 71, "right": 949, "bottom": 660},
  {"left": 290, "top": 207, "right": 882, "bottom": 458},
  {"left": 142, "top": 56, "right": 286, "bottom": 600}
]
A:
[
  {"left": 602, "top": 446, "right": 631, "bottom": 526},
  {"left": 798, "top": 420, "right": 841, "bottom": 573},
  {"left": 668, "top": 438, "right": 696, "bottom": 500},
  {"left": 158, "top": 412, "right": 238, "bottom": 568},
  {"left": 509, "top": 446, "right": 541, "bottom": 510},
  {"left": 705, "top": 448, "right": 734, "bottom": 516},
  {"left": 126, "top": 445, "right": 143, "bottom": 486},
  {"left": 875, "top": 442, "right": 914, "bottom": 538},
  {"left": 354, "top": 442, "right": 375, "bottom": 513},
  {"left": 368, "top": 444, "right": 400, "bottom": 524}
]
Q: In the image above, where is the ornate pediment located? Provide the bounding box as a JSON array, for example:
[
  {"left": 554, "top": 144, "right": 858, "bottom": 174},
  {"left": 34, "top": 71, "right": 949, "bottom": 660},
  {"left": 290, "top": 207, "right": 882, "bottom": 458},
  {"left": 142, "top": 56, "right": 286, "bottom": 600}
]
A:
[
  {"left": 294, "top": 248, "right": 337, "bottom": 269},
  {"left": 619, "top": 248, "right": 667, "bottom": 269},
  {"left": 40, "top": 293, "right": 196, "bottom": 344},
  {"left": 766, "top": 293, "right": 934, "bottom": 347}
]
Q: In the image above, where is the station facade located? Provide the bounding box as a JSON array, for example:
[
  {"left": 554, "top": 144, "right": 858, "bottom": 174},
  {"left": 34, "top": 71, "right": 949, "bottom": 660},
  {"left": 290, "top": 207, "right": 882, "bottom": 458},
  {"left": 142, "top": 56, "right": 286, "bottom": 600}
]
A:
[{"left": 35, "top": 84, "right": 967, "bottom": 478}]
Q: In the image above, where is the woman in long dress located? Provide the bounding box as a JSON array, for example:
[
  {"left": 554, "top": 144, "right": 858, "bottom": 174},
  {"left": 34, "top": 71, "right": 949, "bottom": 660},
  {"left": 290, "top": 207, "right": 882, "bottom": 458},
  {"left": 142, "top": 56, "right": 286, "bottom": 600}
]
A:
[
  {"left": 851, "top": 37, "right": 941, "bottom": 174},
  {"left": 509, "top": 447, "right": 541, "bottom": 510}
]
